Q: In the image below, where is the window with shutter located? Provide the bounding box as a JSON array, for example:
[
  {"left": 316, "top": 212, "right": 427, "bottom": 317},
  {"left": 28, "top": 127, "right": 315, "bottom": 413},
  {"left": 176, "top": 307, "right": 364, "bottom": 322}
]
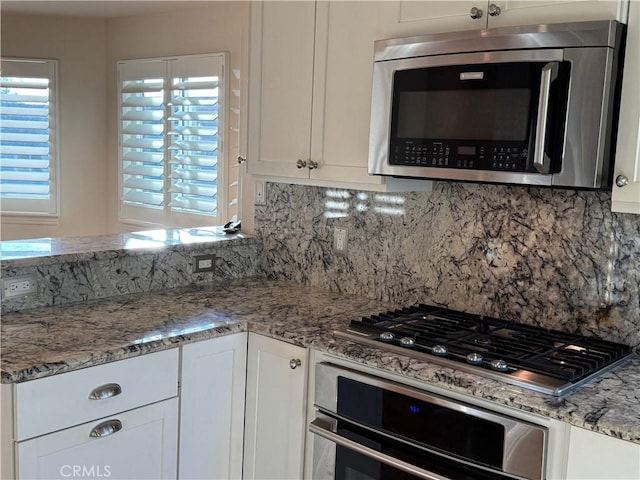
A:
[
  {"left": 0, "top": 58, "right": 59, "bottom": 217},
  {"left": 118, "top": 54, "right": 227, "bottom": 228}
]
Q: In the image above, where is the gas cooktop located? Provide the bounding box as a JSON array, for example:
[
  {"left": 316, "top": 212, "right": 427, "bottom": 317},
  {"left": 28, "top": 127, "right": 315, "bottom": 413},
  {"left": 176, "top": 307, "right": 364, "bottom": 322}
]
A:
[{"left": 336, "top": 304, "right": 631, "bottom": 396}]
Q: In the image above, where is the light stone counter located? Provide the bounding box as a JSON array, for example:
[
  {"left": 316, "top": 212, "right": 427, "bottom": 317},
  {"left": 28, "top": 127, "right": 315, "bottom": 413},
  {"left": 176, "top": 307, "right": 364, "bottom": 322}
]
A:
[
  {"left": 2, "top": 277, "right": 639, "bottom": 444},
  {"left": 0, "top": 226, "right": 254, "bottom": 267}
]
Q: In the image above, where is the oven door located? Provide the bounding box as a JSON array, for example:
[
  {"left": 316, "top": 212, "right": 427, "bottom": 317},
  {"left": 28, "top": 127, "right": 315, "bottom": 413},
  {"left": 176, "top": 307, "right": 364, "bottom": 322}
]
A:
[
  {"left": 310, "top": 415, "right": 519, "bottom": 480},
  {"left": 310, "top": 363, "right": 546, "bottom": 480}
]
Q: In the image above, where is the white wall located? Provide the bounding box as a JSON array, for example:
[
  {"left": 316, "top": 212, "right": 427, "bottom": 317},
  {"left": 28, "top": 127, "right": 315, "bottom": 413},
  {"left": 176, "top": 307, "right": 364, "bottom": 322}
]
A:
[
  {"left": 105, "top": 2, "right": 248, "bottom": 233},
  {"left": 0, "top": 2, "right": 249, "bottom": 240},
  {"left": 0, "top": 14, "right": 108, "bottom": 241}
]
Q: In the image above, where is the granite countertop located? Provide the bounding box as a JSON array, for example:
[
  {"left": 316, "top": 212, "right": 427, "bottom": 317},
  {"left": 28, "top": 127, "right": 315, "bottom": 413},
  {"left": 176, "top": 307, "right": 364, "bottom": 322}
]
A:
[
  {"left": 2, "top": 277, "right": 639, "bottom": 444},
  {"left": 0, "top": 226, "right": 256, "bottom": 268}
]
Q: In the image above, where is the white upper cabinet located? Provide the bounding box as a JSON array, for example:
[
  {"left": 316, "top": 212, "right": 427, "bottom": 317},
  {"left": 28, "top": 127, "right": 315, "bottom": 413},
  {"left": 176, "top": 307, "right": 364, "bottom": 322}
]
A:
[
  {"left": 612, "top": 0, "right": 640, "bottom": 214},
  {"left": 386, "top": 0, "right": 627, "bottom": 37},
  {"left": 247, "top": 1, "right": 389, "bottom": 187},
  {"left": 247, "top": 1, "right": 315, "bottom": 180}
]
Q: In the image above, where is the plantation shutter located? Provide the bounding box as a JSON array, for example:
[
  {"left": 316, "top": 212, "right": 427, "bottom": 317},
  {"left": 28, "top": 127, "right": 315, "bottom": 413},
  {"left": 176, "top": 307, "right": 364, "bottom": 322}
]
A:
[
  {"left": 118, "top": 54, "right": 226, "bottom": 228},
  {"left": 118, "top": 60, "right": 166, "bottom": 225},
  {"left": 0, "top": 59, "right": 58, "bottom": 216},
  {"left": 168, "top": 56, "right": 223, "bottom": 224}
]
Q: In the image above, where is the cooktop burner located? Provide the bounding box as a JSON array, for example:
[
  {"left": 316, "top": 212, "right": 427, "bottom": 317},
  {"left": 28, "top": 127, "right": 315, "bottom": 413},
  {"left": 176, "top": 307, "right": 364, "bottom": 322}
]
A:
[{"left": 336, "top": 304, "right": 631, "bottom": 396}]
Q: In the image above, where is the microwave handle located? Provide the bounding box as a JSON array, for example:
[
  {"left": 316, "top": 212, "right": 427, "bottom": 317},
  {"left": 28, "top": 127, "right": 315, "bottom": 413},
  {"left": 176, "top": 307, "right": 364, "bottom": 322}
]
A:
[
  {"left": 533, "top": 62, "right": 559, "bottom": 174},
  {"left": 309, "top": 417, "right": 450, "bottom": 480}
]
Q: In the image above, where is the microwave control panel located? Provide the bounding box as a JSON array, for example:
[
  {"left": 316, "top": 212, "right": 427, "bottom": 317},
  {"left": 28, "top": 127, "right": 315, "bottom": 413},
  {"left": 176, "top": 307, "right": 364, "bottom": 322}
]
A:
[{"left": 391, "top": 140, "right": 530, "bottom": 172}]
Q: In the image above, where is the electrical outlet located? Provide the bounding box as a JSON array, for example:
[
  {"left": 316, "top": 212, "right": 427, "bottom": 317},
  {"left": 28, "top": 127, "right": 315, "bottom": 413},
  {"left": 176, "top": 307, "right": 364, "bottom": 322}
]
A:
[
  {"left": 193, "top": 254, "right": 217, "bottom": 273},
  {"left": 255, "top": 180, "right": 266, "bottom": 205},
  {"left": 3, "top": 275, "right": 37, "bottom": 298},
  {"left": 334, "top": 227, "right": 348, "bottom": 254}
]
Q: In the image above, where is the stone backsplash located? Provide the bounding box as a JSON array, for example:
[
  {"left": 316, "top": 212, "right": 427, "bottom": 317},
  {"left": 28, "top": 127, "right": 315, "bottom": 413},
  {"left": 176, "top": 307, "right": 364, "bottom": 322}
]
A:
[
  {"left": 1, "top": 231, "right": 263, "bottom": 312},
  {"left": 255, "top": 182, "right": 640, "bottom": 348}
]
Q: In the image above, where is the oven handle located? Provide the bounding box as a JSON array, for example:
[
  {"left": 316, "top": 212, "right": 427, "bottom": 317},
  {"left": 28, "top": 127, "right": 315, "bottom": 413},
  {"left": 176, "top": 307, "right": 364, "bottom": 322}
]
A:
[{"left": 309, "top": 417, "right": 450, "bottom": 480}]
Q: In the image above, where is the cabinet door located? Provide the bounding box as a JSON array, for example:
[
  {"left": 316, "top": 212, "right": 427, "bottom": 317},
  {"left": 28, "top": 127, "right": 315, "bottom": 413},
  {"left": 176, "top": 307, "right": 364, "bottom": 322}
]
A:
[
  {"left": 178, "top": 333, "right": 247, "bottom": 480},
  {"left": 488, "top": 0, "right": 627, "bottom": 27},
  {"left": 566, "top": 426, "right": 640, "bottom": 479},
  {"left": 247, "top": 1, "right": 315, "bottom": 178},
  {"left": 308, "top": 2, "right": 384, "bottom": 186},
  {"left": 380, "top": 1, "right": 484, "bottom": 37},
  {"left": 16, "top": 398, "right": 178, "bottom": 480},
  {"left": 612, "top": 0, "right": 640, "bottom": 213},
  {"left": 243, "top": 333, "right": 308, "bottom": 480}
]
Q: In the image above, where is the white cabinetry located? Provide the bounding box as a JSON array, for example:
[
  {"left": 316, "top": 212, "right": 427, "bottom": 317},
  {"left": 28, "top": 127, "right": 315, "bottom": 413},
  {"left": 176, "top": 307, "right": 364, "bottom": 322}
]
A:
[
  {"left": 247, "top": 1, "right": 316, "bottom": 181},
  {"left": 612, "top": 0, "right": 640, "bottom": 213},
  {"left": 566, "top": 425, "right": 640, "bottom": 479},
  {"left": 17, "top": 399, "right": 178, "bottom": 480},
  {"left": 247, "top": 2, "right": 431, "bottom": 190},
  {"left": 388, "top": 0, "right": 627, "bottom": 37},
  {"left": 243, "top": 333, "right": 308, "bottom": 480},
  {"left": 13, "top": 349, "right": 180, "bottom": 480},
  {"left": 178, "top": 333, "right": 247, "bottom": 480},
  {"left": 246, "top": 0, "right": 626, "bottom": 192}
]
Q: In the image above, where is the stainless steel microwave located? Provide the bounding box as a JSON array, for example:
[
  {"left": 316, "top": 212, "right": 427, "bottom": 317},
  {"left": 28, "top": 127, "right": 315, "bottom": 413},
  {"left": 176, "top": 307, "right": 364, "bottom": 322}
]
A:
[{"left": 368, "top": 20, "right": 625, "bottom": 189}]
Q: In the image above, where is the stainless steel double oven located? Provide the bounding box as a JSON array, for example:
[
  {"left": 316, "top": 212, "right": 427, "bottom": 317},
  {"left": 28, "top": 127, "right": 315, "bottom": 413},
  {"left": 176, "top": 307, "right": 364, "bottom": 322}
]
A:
[{"left": 309, "top": 362, "right": 547, "bottom": 480}]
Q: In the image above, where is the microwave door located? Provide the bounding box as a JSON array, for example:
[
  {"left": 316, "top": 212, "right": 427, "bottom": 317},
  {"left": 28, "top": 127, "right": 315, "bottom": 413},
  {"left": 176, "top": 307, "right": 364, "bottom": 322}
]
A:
[{"left": 368, "top": 50, "right": 564, "bottom": 186}]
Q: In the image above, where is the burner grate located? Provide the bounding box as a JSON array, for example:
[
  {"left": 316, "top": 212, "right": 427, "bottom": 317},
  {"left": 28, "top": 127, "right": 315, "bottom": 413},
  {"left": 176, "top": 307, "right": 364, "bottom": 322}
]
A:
[{"left": 341, "top": 304, "right": 631, "bottom": 394}]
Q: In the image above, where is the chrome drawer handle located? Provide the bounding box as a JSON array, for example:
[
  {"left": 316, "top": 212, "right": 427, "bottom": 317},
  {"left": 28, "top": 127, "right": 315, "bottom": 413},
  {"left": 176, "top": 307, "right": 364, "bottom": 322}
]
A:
[
  {"left": 88, "top": 383, "right": 122, "bottom": 400},
  {"left": 89, "top": 419, "right": 122, "bottom": 438},
  {"left": 289, "top": 358, "right": 302, "bottom": 370}
]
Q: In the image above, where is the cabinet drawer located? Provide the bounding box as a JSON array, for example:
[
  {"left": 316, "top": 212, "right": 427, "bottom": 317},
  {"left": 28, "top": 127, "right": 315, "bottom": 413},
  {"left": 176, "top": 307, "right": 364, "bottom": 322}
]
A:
[
  {"left": 16, "top": 397, "right": 179, "bottom": 480},
  {"left": 15, "top": 349, "right": 179, "bottom": 441}
]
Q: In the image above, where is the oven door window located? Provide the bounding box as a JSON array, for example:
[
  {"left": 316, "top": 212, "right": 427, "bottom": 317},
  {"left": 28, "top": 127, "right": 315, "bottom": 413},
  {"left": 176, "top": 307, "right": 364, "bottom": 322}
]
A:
[{"left": 335, "top": 421, "right": 515, "bottom": 480}]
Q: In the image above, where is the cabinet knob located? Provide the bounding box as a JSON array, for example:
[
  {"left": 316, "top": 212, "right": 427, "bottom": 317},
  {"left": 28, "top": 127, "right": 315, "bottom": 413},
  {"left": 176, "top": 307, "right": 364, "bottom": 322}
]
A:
[
  {"left": 488, "top": 3, "right": 501, "bottom": 16},
  {"left": 469, "top": 7, "right": 483, "bottom": 19},
  {"left": 289, "top": 358, "right": 302, "bottom": 370},
  {"left": 296, "top": 159, "right": 307, "bottom": 169},
  {"left": 88, "top": 383, "right": 122, "bottom": 400},
  {"left": 616, "top": 175, "right": 630, "bottom": 188},
  {"left": 237, "top": 156, "right": 247, "bottom": 165},
  {"left": 89, "top": 419, "right": 123, "bottom": 438},
  {"left": 307, "top": 160, "right": 319, "bottom": 170}
]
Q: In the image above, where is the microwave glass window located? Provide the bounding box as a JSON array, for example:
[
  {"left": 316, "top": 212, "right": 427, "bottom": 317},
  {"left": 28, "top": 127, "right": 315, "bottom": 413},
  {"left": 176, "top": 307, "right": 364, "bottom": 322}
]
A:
[{"left": 396, "top": 89, "right": 531, "bottom": 141}]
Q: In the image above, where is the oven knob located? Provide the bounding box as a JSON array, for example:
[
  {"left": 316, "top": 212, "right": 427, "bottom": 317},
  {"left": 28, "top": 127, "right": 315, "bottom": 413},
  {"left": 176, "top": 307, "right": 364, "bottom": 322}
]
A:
[
  {"left": 432, "top": 345, "right": 448, "bottom": 356},
  {"left": 400, "top": 337, "right": 416, "bottom": 348},
  {"left": 379, "top": 332, "right": 395, "bottom": 342},
  {"left": 490, "top": 359, "right": 509, "bottom": 372},
  {"left": 466, "top": 352, "right": 484, "bottom": 365}
]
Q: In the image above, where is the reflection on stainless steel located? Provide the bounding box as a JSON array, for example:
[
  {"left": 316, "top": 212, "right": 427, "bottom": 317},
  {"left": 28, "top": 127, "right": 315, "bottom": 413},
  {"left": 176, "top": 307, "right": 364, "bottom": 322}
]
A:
[
  {"left": 368, "top": 20, "right": 624, "bottom": 189},
  {"left": 337, "top": 304, "right": 631, "bottom": 396},
  {"left": 312, "top": 362, "right": 547, "bottom": 480}
]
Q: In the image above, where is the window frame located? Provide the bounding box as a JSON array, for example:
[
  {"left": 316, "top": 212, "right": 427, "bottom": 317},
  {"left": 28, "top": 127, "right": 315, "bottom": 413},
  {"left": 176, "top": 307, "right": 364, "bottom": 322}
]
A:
[
  {"left": 117, "top": 53, "right": 228, "bottom": 229},
  {"left": 0, "top": 57, "right": 60, "bottom": 220}
]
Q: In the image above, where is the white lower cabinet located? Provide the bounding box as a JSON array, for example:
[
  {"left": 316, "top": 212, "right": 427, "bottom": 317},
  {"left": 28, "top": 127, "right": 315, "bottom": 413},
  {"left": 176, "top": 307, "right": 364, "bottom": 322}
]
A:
[
  {"left": 13, "top": 349, "right": 180, "bottom": 480},
  {"left": 243, "top": 333, "right": 309, "bottom": 480},
  {"left": 565, "top": 425, "right": 640, "bottom": 479},
  {"left": 17, "top": 398, "right": 178, "bottom": 480},
  {"left": 178, "top": 333, "right": 247, "bottom": 480}
]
